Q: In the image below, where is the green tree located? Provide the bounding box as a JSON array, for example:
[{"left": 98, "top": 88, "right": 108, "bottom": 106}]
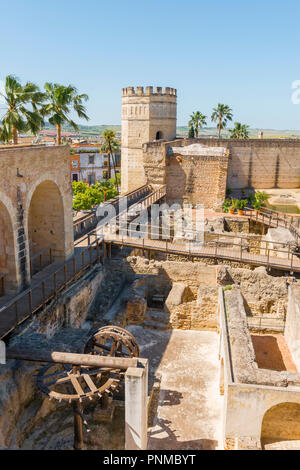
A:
[
  {"left": 73, "top": 193, "right": 93, "bottom": 211},
  {"left": 72, "top": 178, "right": 119, "bottom": 210},
  {"left": 101, "top": 130, "right": 120, "bottom": 192},
  {"left": 211, "top": 104, "right": 233, "bottom": 138},
  {"left": 95, "top": 179, "right": 118, "bottom": 201},
  {"left": 188, "top": 111, "right": 207, "bottom": 138},
  {"left": 41, "top": 83, "right": 89, "bottom": 145},
  {"left": 0, "top": 74, "right": 45, "bottom": 144},
  {"left": 230, "top": 122, "right": 249, "bottom": 139},
  {"left": 72, "top": 181, "right": 89, "bottom": 195}
]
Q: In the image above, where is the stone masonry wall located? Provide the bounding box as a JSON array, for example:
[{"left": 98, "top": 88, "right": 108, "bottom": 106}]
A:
[
  {"left": 188, "top": 138, "right": 300, "bottom": 189},
  {"left": 0, "top": 145, "right": 73, "bottom": 292},
  {"left": 142, "top": 138, "right": 300, "bottom": 209},
  {"left": 142, "top": 140, "right": 228, "bottom": 210},
  {"left": 165, "top": 153, "right": 228, "bottom": 210}
]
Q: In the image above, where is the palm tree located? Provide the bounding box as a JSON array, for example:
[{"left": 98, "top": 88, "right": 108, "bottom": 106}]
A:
[
  {"left": 96, "top": 179, "right": 114, "bottom": 202},
  {"left": 41, "top": 83, "right": 89, "bottom": 145},
  {"left": 211, "top": 104, "right": 233, "bottom": 138},
  {"left": 101, "top": 130, "right": 120, "bottom": 192},
  {"left": 188, "top": 111, "right": 207, "bottom": 138},
  {"left": 230, "top": 122, "right": 250, "bottom": 139},
  {"left": 188, "top": 125, "right": 195, "bottom": 138},
  {"left": 0, "top": 75, "right": 45, "bottom": 144}
]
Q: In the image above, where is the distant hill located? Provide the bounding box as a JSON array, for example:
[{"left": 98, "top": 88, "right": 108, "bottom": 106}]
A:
[{"left": 43, "top": 123, "right": 300, "bottom": 140}]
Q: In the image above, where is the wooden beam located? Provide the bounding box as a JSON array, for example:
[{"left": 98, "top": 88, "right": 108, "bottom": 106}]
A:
[{"left": 6, "top": 349, "right": 138, "bottom": 370}]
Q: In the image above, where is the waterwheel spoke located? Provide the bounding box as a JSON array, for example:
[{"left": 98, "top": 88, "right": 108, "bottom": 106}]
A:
[
  {"left": 82, "top": 374, "right": 98, "bottom": 392},
  {"left": 94, "top": 342, "right": 111, "bottom": 352},
  {"left": 70, "top": 376, "right": 85, "bottom": 396}
]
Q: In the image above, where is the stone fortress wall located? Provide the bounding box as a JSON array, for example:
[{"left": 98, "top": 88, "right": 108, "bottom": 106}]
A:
[
  {"left": 122, "top": 86, "right": 300, "bottom": 205},
  {"left": 121, "top": 86, "right": 177, "bottom": 193},
  {"left": 141, "top": 137, "right": 300, "bottom": 209},
  {"left": 143, "top": 139, "right": 229, "bottom": 210},
  {"left": 178, "top": 137, "right": 300, "bottom": 190}
]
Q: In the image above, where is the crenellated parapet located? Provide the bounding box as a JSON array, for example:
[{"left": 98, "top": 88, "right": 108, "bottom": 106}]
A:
[{"left": 122, "top": 86, "right": 177, "bottom": 97}]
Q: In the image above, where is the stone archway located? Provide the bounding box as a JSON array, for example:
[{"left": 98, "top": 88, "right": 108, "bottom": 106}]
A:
[
  {"left": 155, "top": 131, "right": 163, "bottom": 140},
  {"left": 0, "top": 200, "right": 17, "bottom": 295},
  {"left": 261, "top": 402, "right": 300, "bottom": 449},
  {"left": 28, "top": 180, "right": 65, "bottom": 266}
]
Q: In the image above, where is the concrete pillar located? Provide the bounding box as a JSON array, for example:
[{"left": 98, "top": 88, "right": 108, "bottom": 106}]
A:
[{"left": 125, "top": 358, "right": 148, "bottom": 450}]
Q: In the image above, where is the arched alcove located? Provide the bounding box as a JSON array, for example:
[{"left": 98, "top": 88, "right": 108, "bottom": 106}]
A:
[
  {"left": 28, "top": 181, "right": 65, "bottom": 269},
  {"left": 155, "top": 131, "right": 163, "bottom": 140},
  {"left": 261, "top": 402, "right": 300, "bottom": 449},
  {"left": 0, "top": 201, "right": 17, "bottom": 294}
]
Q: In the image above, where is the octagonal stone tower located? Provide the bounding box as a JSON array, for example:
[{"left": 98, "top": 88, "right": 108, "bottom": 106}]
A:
[{"left": 121, "top": 86, "right": 177, "bottom": 193}]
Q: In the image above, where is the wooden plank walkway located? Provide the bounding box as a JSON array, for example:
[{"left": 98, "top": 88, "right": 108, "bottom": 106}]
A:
[
  {"left": 104, "top": 233, "right": 300, "bottom": 273},
  {"left": 244, "top": 208, "right": 300, "bottom": 243},
  {"left": 1, "top": 188, "right": 300, "bottom": 341},
  {"left": 0, "top": 243, "right": 103, "bottom": 340},
  {"left": 0, "top": 185, "right": 167, "bottom": 340}
]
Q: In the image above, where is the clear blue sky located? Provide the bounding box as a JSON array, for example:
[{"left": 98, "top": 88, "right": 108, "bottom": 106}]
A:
[{"left": 1, "top": 0, "right": 300, "bottom": 129}]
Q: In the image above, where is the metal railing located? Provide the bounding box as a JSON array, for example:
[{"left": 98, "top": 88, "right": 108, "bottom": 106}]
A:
[
  {"left": 244, "top": 207, "right": 300, "bottom": 243},
  {"left": 30, "top": 244, "right": 55, "bottom": 276},
  {"left": 2, "top": 189, "right": 299, "bottom": 339},
  {"left": 73, "top": 184, "right": 153, "bottom": 240},
  {"left": 104, "top": 230, "right": 300, "bottom": 272},
  {"left": 0, "top": 240, "right": 104, "bottom": 340}
]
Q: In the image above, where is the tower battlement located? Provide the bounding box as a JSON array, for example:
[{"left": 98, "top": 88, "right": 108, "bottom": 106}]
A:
[{"left": 122, "top": 86, "right": 177, "bottom": 97}]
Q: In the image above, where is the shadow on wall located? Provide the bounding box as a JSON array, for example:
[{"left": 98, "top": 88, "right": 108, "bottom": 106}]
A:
[
  {"left": 251, "top": 335, "right": 287, "bottom": 371},
  {"left": 165, "top": 156, "right": 187, "bottom": 205}
]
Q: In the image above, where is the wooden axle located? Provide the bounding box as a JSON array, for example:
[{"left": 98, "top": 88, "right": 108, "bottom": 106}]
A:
[{"left": 7, "top": 349, "right": 138, "bottom": 370}]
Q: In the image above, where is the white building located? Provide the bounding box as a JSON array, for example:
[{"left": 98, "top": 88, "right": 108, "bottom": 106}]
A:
[{"left": 71, "top": 146, "right": 121, "bottom": 183}]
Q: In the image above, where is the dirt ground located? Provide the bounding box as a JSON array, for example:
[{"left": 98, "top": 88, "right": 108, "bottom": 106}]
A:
[{"left": 251, "top": 334, "right": 297, "bottom": 372}]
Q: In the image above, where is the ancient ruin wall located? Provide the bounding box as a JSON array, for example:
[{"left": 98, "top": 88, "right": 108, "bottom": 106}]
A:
[
  {"left": 285, "top": 284, "right": 300, "bottom": 370},
  {"left": 142, "top": 138, "right": 300, "bottom": 202},
  {"left": 143, "top": 140, "right": 229, "bottom": 210}
]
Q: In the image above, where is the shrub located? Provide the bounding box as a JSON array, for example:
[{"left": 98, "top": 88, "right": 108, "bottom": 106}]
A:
[
  {"left": 223, "top": 198, "right": 232, "bottom": 213},
  {"left": 236, "top": 199, "right": 248, "bottom": 210},
  {"left": 223, "top": 285, "right": 233, "bottom": 291}
]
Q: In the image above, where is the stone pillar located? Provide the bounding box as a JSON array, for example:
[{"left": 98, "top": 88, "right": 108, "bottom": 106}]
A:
[{"left": 125, "top": 358, "right": 148, "bottom": 450}]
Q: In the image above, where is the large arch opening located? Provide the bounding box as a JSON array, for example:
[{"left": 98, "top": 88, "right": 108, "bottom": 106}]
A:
[
  {"left": 155, "top": 131, "right": 163, "bottom": 140},
  {"left": 261, "top": 402, "right": 300, "bottom": 450},
  {"left": 0, "top": 201, "right": 17, "bottom": 295},
  {"left": 28, "top": 181, "right": 65, "bottom": 274}
]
